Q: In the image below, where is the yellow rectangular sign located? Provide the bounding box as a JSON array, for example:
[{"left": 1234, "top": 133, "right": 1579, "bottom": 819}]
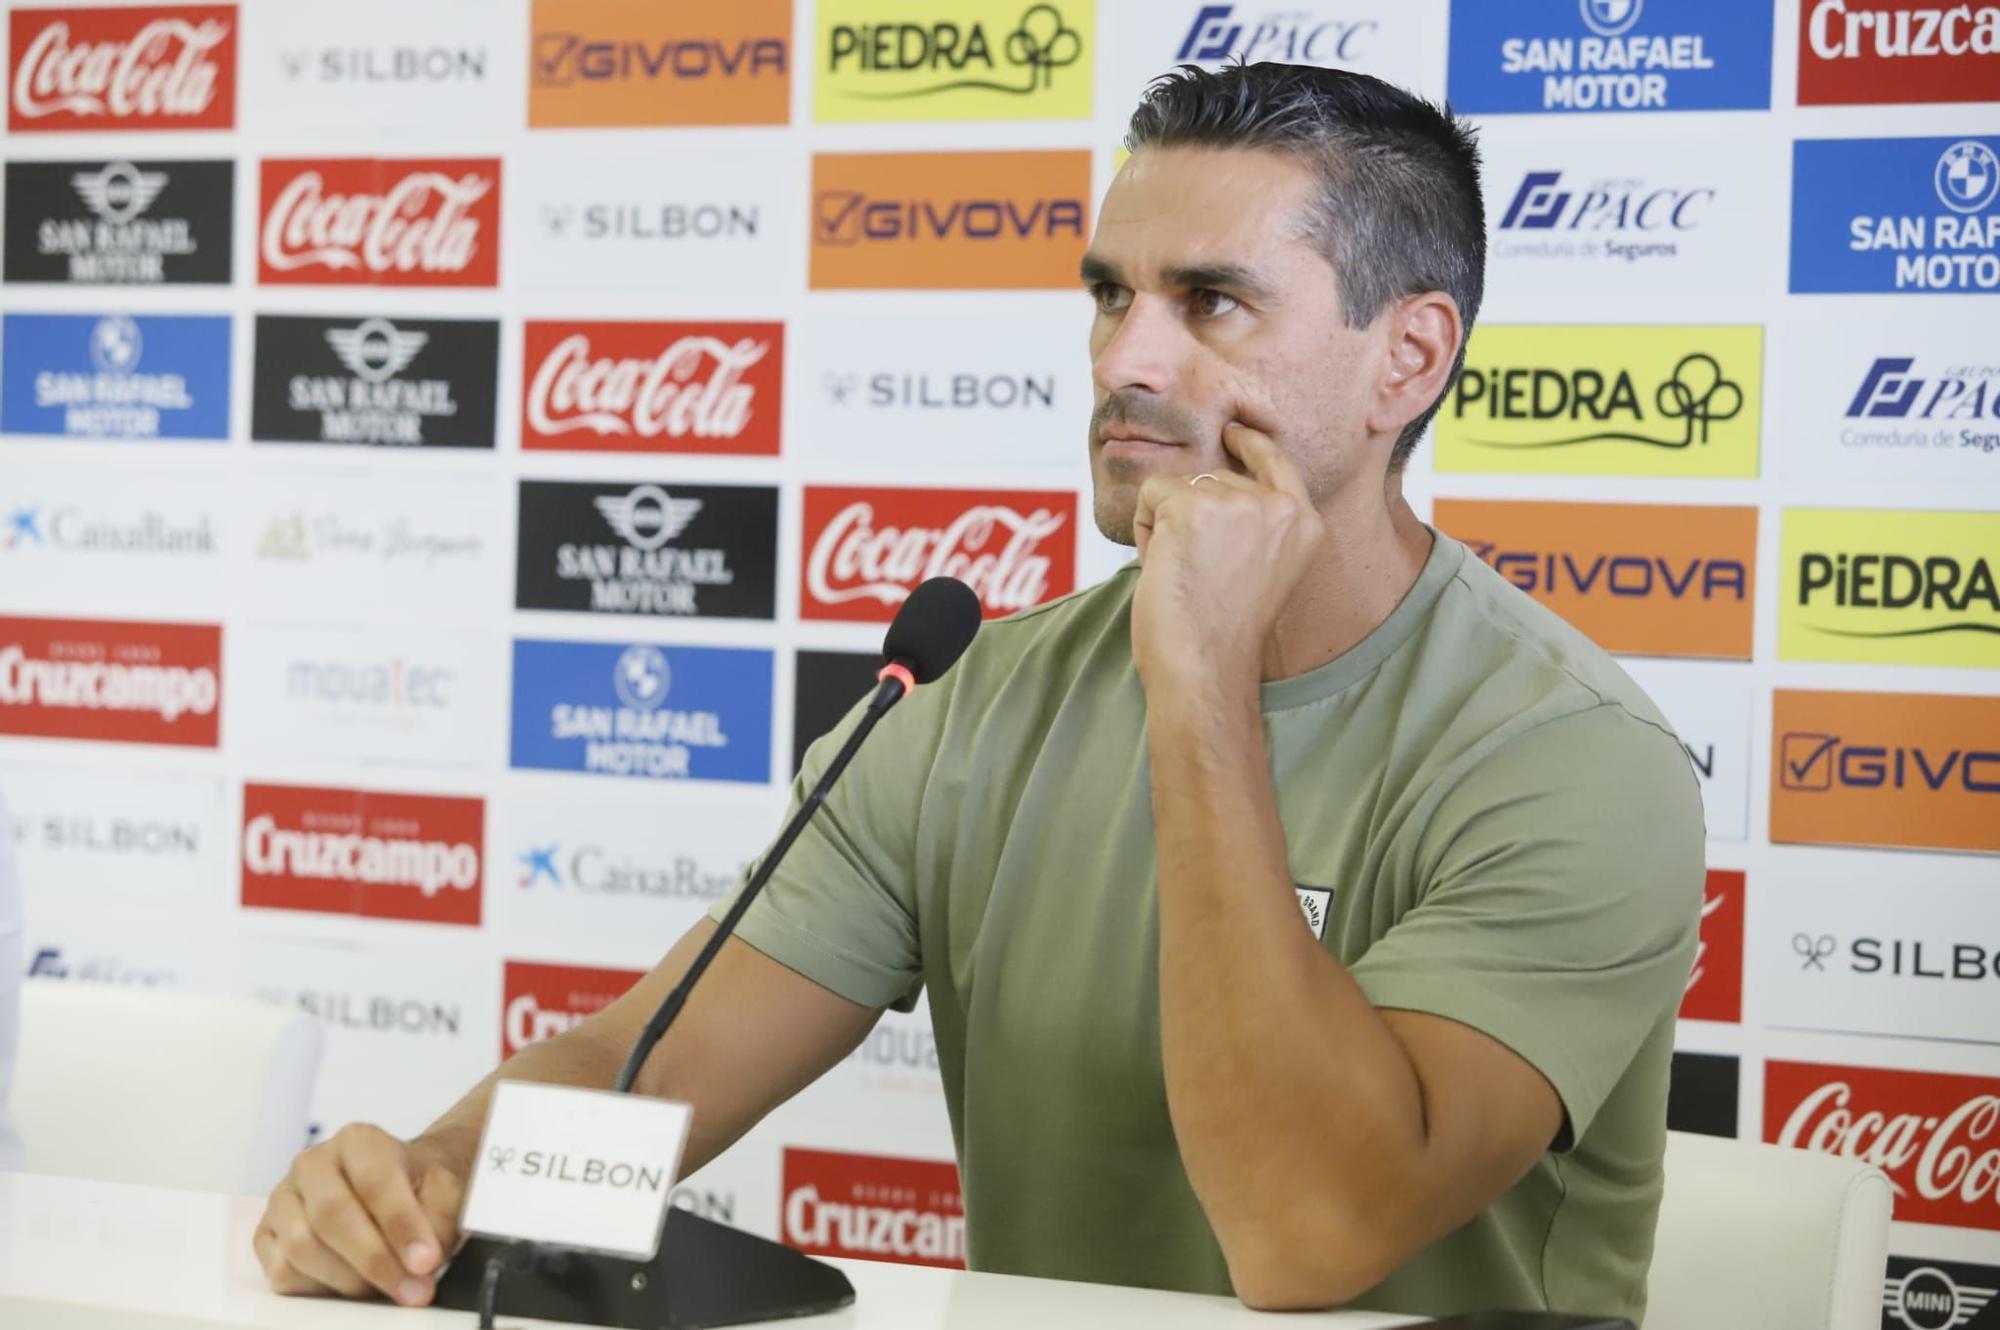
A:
[
  {"left": 814, "top": 1, "right": 1093, "bottom": 123},
  {"left": 1434, "top": 324, "right": 1762, "bottom": 478},
  {"left": 1780, "top": 508, "right": 2000, "bottom": 670}
]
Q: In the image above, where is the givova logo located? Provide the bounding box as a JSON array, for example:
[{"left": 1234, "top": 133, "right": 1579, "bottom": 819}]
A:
[
  {"left": 0, "top": 312, "right": 228, "bottom": 440},
  {"left": 816, "top": 1, "right": 1090, "bottom": 122},
  {"left": 1435, "top": 325, "right": 1761, "bottom": 478},
  {"left": 1446, "top": 0, "right": 1774, "bottom": 113},
  {"left": 510, "top": 638, "right": 771, "bottom": 784},
  {"left": 1793, "top": 136, "right": 2000, "bottom": 293},
  {"left": 1781, "top": 509, "right": 2000, "bottom": 669}
]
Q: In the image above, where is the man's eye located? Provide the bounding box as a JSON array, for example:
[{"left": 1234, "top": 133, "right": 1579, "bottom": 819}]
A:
[
  {"left": 1189, "top": 289, "right": 1240, "bottom": 319},
  {"left": 1090, "top": 282, "right": 1131, "bottom": 313}
]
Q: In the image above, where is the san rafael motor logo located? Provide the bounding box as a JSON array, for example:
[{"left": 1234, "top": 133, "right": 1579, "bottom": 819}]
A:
[{"left": 1792, "top": 136, "right": 2000, "bottom": 293}]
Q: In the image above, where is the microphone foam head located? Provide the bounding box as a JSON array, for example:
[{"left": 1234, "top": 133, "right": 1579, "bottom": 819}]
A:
[{"left": 883, "top": 577, "right": 982, "bottom": 684}]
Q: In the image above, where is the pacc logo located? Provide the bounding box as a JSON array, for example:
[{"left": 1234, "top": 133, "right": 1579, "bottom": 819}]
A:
[
  {"left": 258, "top": 157, "right": 501, "bottom": 287},
  {"left": 8, "top": 4, "right": 237, "bottom": 131},
  {"left": 1446, "top": 0, "right": 1773, "bottom": 113},
  {"left": 1843, "top": 357, "right": 2000, "bottom": 456},
  {"left": 1175, "top": 4, "right": 1377, "bottom": 66},
  {"left": 501, "top": 959, "right": 644, "bottom": 1059},
  {"left": 801, "top": 485, "right": 1077, "bottom": 623},
  {"left": 249, "top": 314, "right": 499, "bottom": 448},
  {"left": 0, "top": 615, "right": 220, "bottom": 747},
  {"left": 529, "top": 0, "right": 790, "bottom": 128},
  {"left": 817, "top": 1, "right": 1088, "bottom": 122},
  {"left": 1882, "top": 1255, "right": 2000, "bottom": 1330},
  {"left": 0, "top": 312, "right": 229, "bottom": 441},
  {"left": 1792, "top": 136, "right": 2000, "bottom": 294},
  {"left": 1680, "top": 868, "right": 1744, "bottom": 1024},
  {"left": 240, "top": 782, "right": 484, "bottom": 926},
  {"left": 1493, "top": 168, "right": 1716, "bottom": 263},
  {"left": 1780, "top": 509, "right": 2000, "bottom": 669},
  {"left": 3, "top": 158, "right": 233, "bottom": 284},
  {"left": 1800, "top": 0, "right": 2000, "bottom": 106},
  {"left": 810, "top": 150, "right": 1088, "bottom": 290},
  {"left": 515, "top": 480, "right": 778, "bottom": 620},
  {"left": 1435, "top": 498, "right": 1757, "bottom": 660},
  {"left": 26, "top": 946, "right": 174, "bottom": 985},
  {"left": 1436, "top": 325, "right": 1761, "bottom": 478},
  {"left": 1772, "top": 689, "right": 2000, "bottom": 855},
  {"left": 781, "top": 1148, "right": 965, "bottom": 1269},
  {"left": 509, "top": 638, "right": 772, "bottom": 784},
  {"left": 523, "top": 321, "right": 782, "bottom": 456}
]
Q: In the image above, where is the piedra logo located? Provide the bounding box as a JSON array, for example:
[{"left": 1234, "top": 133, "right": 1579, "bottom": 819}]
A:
[
  {"left": 1780, "top": 509, "right": 2000, "bottom": 668},
  {"left": 817, "top": 2, "right": 1089, "bottom": 121}
]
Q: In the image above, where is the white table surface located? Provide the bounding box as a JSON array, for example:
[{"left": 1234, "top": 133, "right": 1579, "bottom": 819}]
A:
[{"left": 0, "top": 1172, "right": 1426, "bottom": 1330}]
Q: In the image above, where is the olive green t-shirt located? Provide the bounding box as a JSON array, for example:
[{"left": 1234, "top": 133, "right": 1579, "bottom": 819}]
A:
[{"left": 713, "top": 530, "right": 1704, "bottom": 1323}]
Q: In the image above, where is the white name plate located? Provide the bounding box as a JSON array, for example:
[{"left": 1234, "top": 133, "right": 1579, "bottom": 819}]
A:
[{"left": 460, "top": 1081, "right": 693, "bottom": 1261}]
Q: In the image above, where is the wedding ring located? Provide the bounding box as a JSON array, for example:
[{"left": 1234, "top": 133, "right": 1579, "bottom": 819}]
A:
[{"left": 1188, "top": 473, "right": 1219, "bottom": 488}]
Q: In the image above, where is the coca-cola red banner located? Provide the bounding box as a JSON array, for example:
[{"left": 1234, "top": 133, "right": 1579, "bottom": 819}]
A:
[
  {"left": 1767, "top": 1060, "right": 2000, "bottom": 1232},
  {"left": 501, "top": 959, "right": 645, "bottom": 1060},
  {"left": 0, "top": 615, "right": 220, "bottom": 748},
  {"left": 8, "top": 4, "right": 236, "bottom": 131},
  {"left": 258, "top": 157, "right": 501, "bottom": 287},
  {"left": 780, "top": 1147, "right": 964, "bottom": 1268},
  {"left": 520, "top": 321, "right": 783, "bottom": 456},
  {"left": 1681, "top": 868, "right": 1745, "bottom": 1025},
  {"left": 800, "top": 485, "right": 1077, "bottom": 623},
  {"left": 241, "top": 783, "right": 484, "bottom": 926}
]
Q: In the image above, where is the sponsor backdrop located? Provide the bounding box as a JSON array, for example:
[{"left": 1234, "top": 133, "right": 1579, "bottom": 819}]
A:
[{"left": 0, "top": 0, "right": 1994, "bottom": 1308}]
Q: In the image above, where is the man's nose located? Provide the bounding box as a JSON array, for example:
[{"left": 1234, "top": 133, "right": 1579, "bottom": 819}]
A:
[{"left": 1091, "top": 296, "right": 1187, "bottom": 399}]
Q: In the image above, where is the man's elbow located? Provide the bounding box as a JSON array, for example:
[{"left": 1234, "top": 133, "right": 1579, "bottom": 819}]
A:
[{"left": 1222, "top": 1217, "right": 1403, "bottom": 1312}]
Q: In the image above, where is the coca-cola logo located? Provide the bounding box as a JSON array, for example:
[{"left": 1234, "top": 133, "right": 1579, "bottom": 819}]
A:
[
  {"left": 1681, "top": 868, "right": 1745, "bottom": 1023},
  {"left": 500, "top": 959, "right": 644, "bottom": 1060},
  {"left": 9, "top": 5, "right": 237, "bottom": 131},
  {"left": 521, "top": 321, "right": 782, "bottom": 455},
  {"left": 1768, "top": 1060, "right": 2000, "bottom": 1231},
  {"left": 780, "top": 1147, "right": 964, "bottom": 1268},
  {"left": 240, "top": 783, "right": 483, "bottom": 926},
  {"left": 801, "top": 486, "right": 1077, "bottom": 623},
  {"left": 258, "top": 157, "right": 500, "bottom": 287}
]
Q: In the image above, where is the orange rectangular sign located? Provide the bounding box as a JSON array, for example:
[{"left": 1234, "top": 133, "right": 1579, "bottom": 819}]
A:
[
  {"left": 810, "top": 150, "right": 1089, "bottom": 290},
  {"left": 1771, "top": 689, "right": 2000, "bottom": 855},
  {"left": 1435, "top": 498, "right": 1757, "bottom": 659},
  {"left": 528, "top": 0, "right": 791, "bottom": 128}
]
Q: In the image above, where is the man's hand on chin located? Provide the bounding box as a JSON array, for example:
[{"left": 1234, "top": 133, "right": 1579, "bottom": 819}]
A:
[{"left": 1129, "top": 421, "right": 1324, "bottom": 698}]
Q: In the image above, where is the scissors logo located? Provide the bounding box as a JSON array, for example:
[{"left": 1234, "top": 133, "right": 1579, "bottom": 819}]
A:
[
  {"left": 487, "top": 1146, "right": 517, "bottom": 1174},
  {"left": 1793, "top": 933, "right": 1836, "bottom": 972}
]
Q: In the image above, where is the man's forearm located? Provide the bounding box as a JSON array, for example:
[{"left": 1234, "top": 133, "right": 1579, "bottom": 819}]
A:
[
  {"left": 1147, "top": 681, "right": 1430, "bottom": 1306},
  {"left": 412, "top": 1015, "right": 633, "bottom": 1175}
]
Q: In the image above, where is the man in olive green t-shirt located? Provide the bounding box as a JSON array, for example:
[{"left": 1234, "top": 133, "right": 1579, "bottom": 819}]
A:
[{"left": 255, "top": 64, "right": 1702, "bottom": 1325}]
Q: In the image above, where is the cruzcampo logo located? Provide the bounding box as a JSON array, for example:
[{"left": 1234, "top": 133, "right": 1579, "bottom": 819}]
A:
[
  {"left": 1434, "top": 324, "right": 1762, "bottom": 478},
  {"left": 1780, "top": 508, "right": 2000, "bottom": 670},
  {"left": 815, "top": 0, "right": 1092, "bottom": 123}
]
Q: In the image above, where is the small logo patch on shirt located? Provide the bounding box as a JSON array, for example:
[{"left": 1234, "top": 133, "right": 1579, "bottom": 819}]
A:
[{"left": 1295, "top": 885, "right": 1334, "bottom": 941}]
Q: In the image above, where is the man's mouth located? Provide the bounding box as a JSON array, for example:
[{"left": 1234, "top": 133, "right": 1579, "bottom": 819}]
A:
[{"left": 1096, "top": 428, "right": 1185, "bottom": 459}]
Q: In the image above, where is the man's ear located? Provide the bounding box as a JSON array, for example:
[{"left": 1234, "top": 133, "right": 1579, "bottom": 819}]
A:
[{"left": 1366, "top": 291, "right": 1463, "bottom": 440}]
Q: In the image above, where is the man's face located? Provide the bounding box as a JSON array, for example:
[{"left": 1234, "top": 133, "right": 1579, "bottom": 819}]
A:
[{"left": 1083, "top": 145, "right": 1376, "bottom": 545}]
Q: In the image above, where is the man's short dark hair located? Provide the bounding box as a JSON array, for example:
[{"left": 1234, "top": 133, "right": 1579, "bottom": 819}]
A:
[{"left": 1125, "top": 63, "right": 1485, "bottom": 471}]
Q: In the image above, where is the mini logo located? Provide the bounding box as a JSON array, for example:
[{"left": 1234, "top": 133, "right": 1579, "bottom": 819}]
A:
[
  {"left": 74, "top": 161, "right": 165, "bottom": 222},
  {"left": 1801, "top": 0, "right": 2000, "bottom": 107},
  {"left": 250, "top": 314, "right": 499, "bottom": 448},
  {"left": 781, "top": 1148, "right": 965, "bottom": 1268},
  {"left": 529, "top": 0, "right": 790, "bottom": 128},
  {"left": 1295, "top": 884, "right": 1333, "bottom": 940},
  {"left": 8, "top": 5, "right": 238, "bottom": 131},
  {"left": 502, "top": 959, "right": 644, "bottom": 1058},
  {"left": 240, "top": 782, "right": 484, "bottom": 926},
  {"left": 0, "top": 615, "right": 221, "bottom": 747},
  {"left": 1791, "top": 135, "right": 2000, "bottom": 294},
  {"left": 5, "top": 155, "right": 239, "bottom": 285},
  {"left": 1882, "top": 1257, "right": 1999, "bottom": 1330},
  {"left": 258, "top": 157, "right": 501, "bottom": 287},
  {"left": 818, "top": 2, "right": 1088, "bottom": 122},
  {"left": 516, "top": 480, "right": 778, "bottom": 620},
  {"left": 521, "top": 321, "right": 783, "bottom": 455}
]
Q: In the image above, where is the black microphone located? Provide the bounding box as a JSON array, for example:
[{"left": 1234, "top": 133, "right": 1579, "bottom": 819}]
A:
[{"left": 610, "top": 575, "right": 981, "bottom": 1094}]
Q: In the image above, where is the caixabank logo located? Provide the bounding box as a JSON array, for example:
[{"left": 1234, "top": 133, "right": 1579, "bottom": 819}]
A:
[
  {"left": 522, "top": 321, "right": 783, "bottom": 456},
  {"left": 1781, "top": 509, "right": 2000, "bottom": 669},
  {"left": 2, "top": 159, "right": 232, "bottom": 284},
  {"left": 1446, "top": 0, "right": 1773, "bottom": 114},
  {"left": 1773, "top": 689, "right": 2000, "bottom": 855},
  {"left": 1792, "top": 136, "right": 2000, "bottom": 294},
  {"left": 1434, "top": 498, "right": 1757, "bottom": 659},
  {"left": 8, "top": 4, "right": 236, "bottom": 131},
  {"left": 1680, "top": 868, "right": 1744, "bottom": 1025},
  {"left": 529, "top": 0, "right": 789, "bottom": 128},
  {"left": 1882, "top": 1255, "right": 2000, "bottom": 1330},
  {"left": 241, "top": 783, "right": 484, "bottom": 927},
  {"left": 510, "top": 638, "right": 772, "bottom": 785},
  {"left": 782, "top": 1148, "right": 965, "bottom": 1269},
  {"left": 1433, "top": 325, "right": 1761, "bottom": 478},
  {"left": 501, "top": 959, "right": 644, "bottom": 1060},
  {"left": 0, "top": 312, "right": 228, "bottom": 441},
  {"left": 516, "top": 480, "right": 778, "bottom": 620},
  {"left": 258, "top": 157, "right": 501, "bottom": 287},
  {"left": 811, "top": 150, "right": 1089, "bottom": 289},
  {"left": 815, "top": 1, "right": 1090, "bottom": 122},
  {"left": 0, "top": 615, "right": 219, "bottom": 747},
  {"left": 1800, "top": 0, "right": 2000, "bottom": 106},
  {"left": 250, "top": 315, "right": 498, "bottom": 449}
]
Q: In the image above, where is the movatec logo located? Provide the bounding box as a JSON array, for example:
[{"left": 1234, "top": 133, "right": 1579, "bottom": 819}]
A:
[
  {"left": 1447, "top": 0, "right": 1774, "bottom": 113},
  {"left": 1882, "top": 1255, "right": 2000, "bottom": 1330},
  {"left": 0, "top": 312, "right": 228, "bottom": 440},
  {"left": 250, "top": 314, "right": 498, "bottom": 448},
  {"left": 1781, "top": 509, "right": 2000, "bottom": 669},
  {"left": 515, "top": 481, "right": 778, "bottom": 620},
  {"left": 509, "top": 639, "right": 772, "bottom": 784},
  {"left": 1792, "top": 136, "right": 2000, "bottom": 294},
  {"left": 3, "top": 159, "right": 233, "bottom": 284},
  {"left": 816, "top": 1, "right": 1090, "bottom": 122}
]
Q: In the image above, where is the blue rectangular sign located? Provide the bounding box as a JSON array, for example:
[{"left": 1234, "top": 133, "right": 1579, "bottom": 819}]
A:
[
  {"left": 0, "top": 312, "right": 231, "bottom": 440},
  {"left": 1791, "top": 136, "right": 2000, "bottom": 295},
  {"left": 1447, "top": 0, "right": 1773, "bottom": 114},
  {"left": 509, "top": 638, "right": 773, "bottom": 785}
]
